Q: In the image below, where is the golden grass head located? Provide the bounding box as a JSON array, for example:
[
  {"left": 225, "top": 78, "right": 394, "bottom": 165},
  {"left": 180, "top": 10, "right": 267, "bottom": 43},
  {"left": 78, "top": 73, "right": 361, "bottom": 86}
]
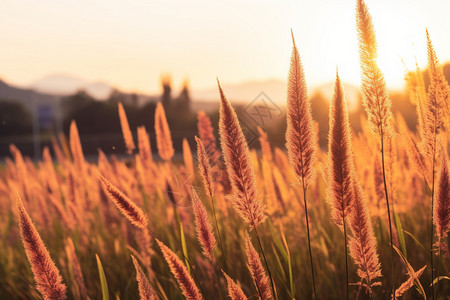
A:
[
  {"left": 218, "top": 79, "right": 266, "bottom": 229},
  {"left": 154, "top": 102, "right": 174, "bottom": 161},
  {"left": 131, "top": 255, "right": 158, "bottom": 300},
  {"left": 98, "top": 173, "right": 149, "bottom": 229},
  {"left": 191, "top": 188, "right": 216, "bottom": 261},
  {"left": 183, "top": 138, "right": 194, "bottom": 176},
  {"left": 156, "top": 238, "right": 203, "bottom": 300},
  {"left": 16, "top": 193, "right": 67, "bottom": 300},
  {"left": 327, "top": 71, "right": 355, "bottom": 228},
  {"left": 65, "top": 238, "right": 87, "bottom": 300},
  {"left": 195, "top": 136, "right": 214, "bottom": 199},
  {"left": 391, "top": 265, "right": 426, "bottom": 300},
  {"left": 70, "top": 120, "right": 86, "bottom": 172},
  {"left": 118, "top": 102, "right": 136, "bottom": 154},
  {"left": 197, "top": 110, "right": 221, "bottom": 165},
  {"left": 244, "top": 232, "right": 272, "bottom": 300},
  {"left": 356, "top": 0, "right": 391, "bottom": 137},
  {"left": 137, "top": 126, "right": 153, "bottom": 166},
  {"left": 420, "top": 30, "right": 449, "bottom": 155},
  {"left": 434, "top": 150, "right": 450, "bottom": 250},
  {"left": 222, "top": 270, "right": 248, "bottom": 300},
  {"left": 348, "top": 177, "right": 382, "bottom": 293},
  {"left": 286, "top": 32, "right": 317, "bottom": 188}
]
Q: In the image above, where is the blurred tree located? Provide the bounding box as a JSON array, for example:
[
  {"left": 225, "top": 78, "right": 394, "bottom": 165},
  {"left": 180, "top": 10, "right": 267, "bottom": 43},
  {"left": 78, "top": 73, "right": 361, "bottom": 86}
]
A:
[
  {"left": 176, "top": 79, "right": 191, "bottom": 112},
  {"left": 107, "top": 89, "right": 127, "bottom": 105},
  {"left": 161, "top": 74, "right": 172, "bottom": 108},
  {"left": 0, "top": 100, "right": 32, "bottom": 135},
  {"left": 62, "top": 90, "right": 95, "bottom": 116}
]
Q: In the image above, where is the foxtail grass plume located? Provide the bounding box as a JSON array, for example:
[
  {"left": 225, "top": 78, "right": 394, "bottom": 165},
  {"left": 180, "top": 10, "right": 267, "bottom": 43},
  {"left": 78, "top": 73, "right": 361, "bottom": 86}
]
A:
[
  {"left": 434, "top": 150, "right": 450, "bottom": 250},
  {"left": 51, "top": 136, "right": 66, "bottom": 165},
  {"left": 118, "top": 102, "right": 136, "bottom": 154},
  {"left": 399, "top": 124, "right": 428, "bottom": 176},
  {"left": 65, "top": 238, "right": 87, "bottom": 300},
  {"left": 183, "top": 138, "right": 194, "bottom": 176},
  {"left": 197, "top": 110, "right": 221, "bottom": 165},
  {"left": 286, "top": 30, "right": 318, "bottom": 299},
  {"left": 218, "top": 80, "right": 266, "bottom": 229},
  {"left": 137, "top": 126, "right": 153, "bottom": 167},
  {"left": 405, "top": 64, "right": 428, "bottom": 146},
  {"left": 192, "top": 188, "right": 216, "bottom": 261},
  {"left": 98, "top": 173, "right": 149, "bottom": 229},
  {"left": 421, "top": 31, "right": 449, "bottom": 156},
  {"left": 16, "top": 193, "right": 67, "bottom": 300},
  {"left": 195, "top": 136, "right": 214, "bottom": 199},
  {"left": 356, "top": 0, "right": 391, "bottom": 136},
  {"left": 131, "top": 255, "right": 158, "bottom": 300},
  {"left": 348, "top": 177, "right": 382, "bottom": 294},
  {"left": 244, "top": 233, "right": 272, "bottom": 300},
  {"left": 70, "top": 120, "right": 86, "bottom": 173},
  {"left": 155, "top": 102, "right": 174, "bottom": 161},
  {"left": 257, "top": 127, "right": 272, "bottom": 162},
  {"left": 391, "top": 265, "right": 426, "bottom": 300},
  {"left": 156, "top": 239, "right": 203, "bottom": 300},
  {"left": 286, "top": 31, "right": 317, "bottom": 188},
  {"left": 222, "top": 271, "right": 248, "bottom": 300},
  {"left": 327, "top": 71, "right": 355, "bottom": 228},
  {"left": 327, "top": 71, "right": 355, "bottom": 300}
]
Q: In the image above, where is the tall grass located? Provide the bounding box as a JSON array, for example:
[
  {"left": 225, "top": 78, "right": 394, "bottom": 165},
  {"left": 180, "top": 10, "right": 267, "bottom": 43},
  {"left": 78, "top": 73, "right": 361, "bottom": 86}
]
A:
[{"left": 1, "top": 1, "right": 449, "bottom": 299}]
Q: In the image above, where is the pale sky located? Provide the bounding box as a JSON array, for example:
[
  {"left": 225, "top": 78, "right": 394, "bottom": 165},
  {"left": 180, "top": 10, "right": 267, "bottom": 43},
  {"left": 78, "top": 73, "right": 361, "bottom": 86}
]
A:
[{"left": 1, "top": 0, "right": 450, "bottom": 94}]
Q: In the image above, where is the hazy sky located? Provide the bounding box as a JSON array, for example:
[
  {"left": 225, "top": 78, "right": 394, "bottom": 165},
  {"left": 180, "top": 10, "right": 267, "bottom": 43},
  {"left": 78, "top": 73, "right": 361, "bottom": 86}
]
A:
[{"left": 1, "top": 0, "right": 450, "bottom": 94}]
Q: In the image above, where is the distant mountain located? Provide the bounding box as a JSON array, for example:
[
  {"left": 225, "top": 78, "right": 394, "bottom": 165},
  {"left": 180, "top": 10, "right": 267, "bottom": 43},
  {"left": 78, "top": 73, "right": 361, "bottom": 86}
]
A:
[
  {"left": 0, "top": 79, "right": 59, "bottom": 107},
  {"left": 29, "top": 74, "right": 113, "bottom": 100},
  {"left": 191, "top": 78, "right": 361, "bottom": 109},
  {"left": 192, "top": 79, "right": 287, "bottom": 104}
]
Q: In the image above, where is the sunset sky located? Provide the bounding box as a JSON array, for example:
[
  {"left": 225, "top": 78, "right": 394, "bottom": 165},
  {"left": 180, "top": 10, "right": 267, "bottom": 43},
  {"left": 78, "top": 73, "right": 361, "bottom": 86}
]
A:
[{"left": 1, "top": 0, "right": 450, "bottom": 94}]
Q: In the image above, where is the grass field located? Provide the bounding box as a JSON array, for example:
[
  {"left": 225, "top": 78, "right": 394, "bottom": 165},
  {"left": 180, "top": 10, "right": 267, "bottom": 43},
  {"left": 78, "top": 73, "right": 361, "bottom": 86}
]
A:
[{"left": 0, "top": 0, "right": 449, "bottom": 299}]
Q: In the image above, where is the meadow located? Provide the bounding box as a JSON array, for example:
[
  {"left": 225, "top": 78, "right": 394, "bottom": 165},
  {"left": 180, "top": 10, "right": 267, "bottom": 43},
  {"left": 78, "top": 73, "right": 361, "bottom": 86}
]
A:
[{"left": 0, "top": 0, "right": 449, "bottom": 299}]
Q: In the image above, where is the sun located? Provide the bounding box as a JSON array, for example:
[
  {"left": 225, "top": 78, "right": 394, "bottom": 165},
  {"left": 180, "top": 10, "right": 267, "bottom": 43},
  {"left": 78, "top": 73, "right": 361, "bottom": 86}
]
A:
[{"left": 314, "top": 0, "right": 428, "bottom": 98}]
